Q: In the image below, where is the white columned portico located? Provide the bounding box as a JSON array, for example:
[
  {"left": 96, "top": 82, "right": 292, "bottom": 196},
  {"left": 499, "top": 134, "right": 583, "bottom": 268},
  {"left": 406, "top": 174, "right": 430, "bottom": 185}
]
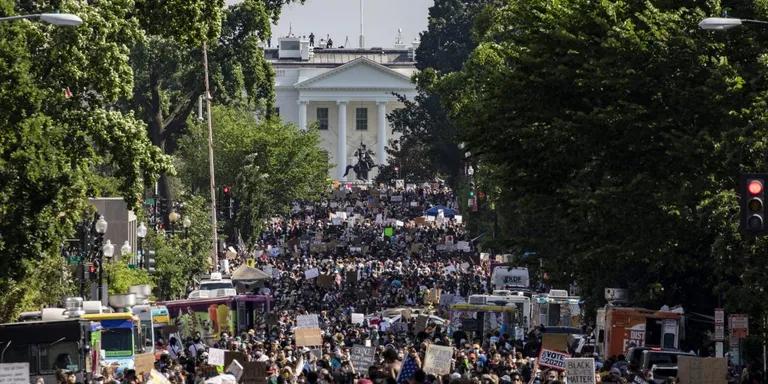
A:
[
  {"left": 337, "top": 100, "right": 348, "bottom": 179},
  {"left": 298, "top": 100, "right": 308, "bottom": 131},
  {"left": 376, "top": 101, "right": 388, "bottom": 166}
]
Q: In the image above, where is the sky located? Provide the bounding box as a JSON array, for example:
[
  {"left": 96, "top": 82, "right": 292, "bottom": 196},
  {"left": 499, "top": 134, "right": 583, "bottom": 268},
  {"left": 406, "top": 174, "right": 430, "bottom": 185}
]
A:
[{"left": 228, "top": 0, "right": 435, "bottom": 49}]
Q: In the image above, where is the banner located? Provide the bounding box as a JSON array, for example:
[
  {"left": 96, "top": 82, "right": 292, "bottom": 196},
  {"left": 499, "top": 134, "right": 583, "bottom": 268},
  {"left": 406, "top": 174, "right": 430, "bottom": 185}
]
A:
[
  {"left": 296, "top": 314, "right": 320, "bottom": 329},
  {"left": 565, "top": 358, "right": 595, "bottom": 384},
  {"left": 304, "top": 268, "right": 320, "bottom": 280},
  {"left": 538, "top": 349, "right": 569, "bottom": 371},
  {"left": 351, "top": 313, "right": 365, "bottom": 325},
  {"left": 423, "top": 345, "right": 454, "bottom": 376},
  {"left": 349, "top": 345, "right": 376, "bottom": 372},
  {"left": 490, "top": 267, "right": 530, "bottom": 289}
]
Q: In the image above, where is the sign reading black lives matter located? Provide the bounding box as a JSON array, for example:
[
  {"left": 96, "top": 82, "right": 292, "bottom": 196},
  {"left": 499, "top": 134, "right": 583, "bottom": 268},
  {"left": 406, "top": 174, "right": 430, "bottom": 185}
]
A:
[
  {"left": 565, "top": 358, "right": 595, "bottom": 384},
  {"left": 538, "top": 349, "right": 569, "bottom": 371}
]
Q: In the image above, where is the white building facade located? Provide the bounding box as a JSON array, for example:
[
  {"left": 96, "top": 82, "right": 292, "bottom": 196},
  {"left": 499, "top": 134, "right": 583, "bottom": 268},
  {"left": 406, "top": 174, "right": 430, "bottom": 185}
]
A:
[{"left": 268, "top": 38, "right": 418, "bottom": 180}]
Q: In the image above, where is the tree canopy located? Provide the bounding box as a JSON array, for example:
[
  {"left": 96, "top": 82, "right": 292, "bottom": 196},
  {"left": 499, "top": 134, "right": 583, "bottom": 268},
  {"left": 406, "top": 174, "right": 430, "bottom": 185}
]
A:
[{"left": 436, "top": 0, "right": 768, "bottom": 331}]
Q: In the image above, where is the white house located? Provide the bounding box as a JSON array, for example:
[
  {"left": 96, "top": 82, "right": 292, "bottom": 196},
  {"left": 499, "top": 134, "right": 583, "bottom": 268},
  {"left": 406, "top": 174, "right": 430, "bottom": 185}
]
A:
[{"left": 268, "top": 37, "right": 418, "bottom": 180}]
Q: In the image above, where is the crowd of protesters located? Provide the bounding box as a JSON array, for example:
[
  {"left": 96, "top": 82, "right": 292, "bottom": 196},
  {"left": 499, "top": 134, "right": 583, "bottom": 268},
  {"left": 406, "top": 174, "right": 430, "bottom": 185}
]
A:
[{"left": 104, "top": 182, "right": 706, "bottom": 384}]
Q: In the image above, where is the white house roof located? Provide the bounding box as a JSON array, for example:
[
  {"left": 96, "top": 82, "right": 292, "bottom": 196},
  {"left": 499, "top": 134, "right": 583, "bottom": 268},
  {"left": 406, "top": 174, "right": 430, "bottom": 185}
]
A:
[{"left": 293, "top": 57, "right": 415, "bottom": 90}]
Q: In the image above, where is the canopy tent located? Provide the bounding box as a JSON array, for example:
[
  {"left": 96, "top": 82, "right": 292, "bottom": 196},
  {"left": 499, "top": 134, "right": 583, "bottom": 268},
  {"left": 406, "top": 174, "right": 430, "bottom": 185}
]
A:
[
  {"left": 231, "top": 265, "right": 271, "bottom": 284},
  {"left": 425, "top": 205, "right": 456, "bottom": 218}
]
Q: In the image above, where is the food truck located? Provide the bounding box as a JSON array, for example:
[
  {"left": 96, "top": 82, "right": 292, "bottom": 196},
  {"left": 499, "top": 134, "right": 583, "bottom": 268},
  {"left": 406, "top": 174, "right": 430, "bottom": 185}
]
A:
[
  {"left": 160, "top": 294, "right": 271, "bottom": 342},
  {"left": 531, "top": 289, "right": 582, "bottom": 328},
  {"left": 449, "top": 302, "right": 519, "bottom": 340},
  {"left": 595, "top": 306, "right": 684, "bottom": 359}
]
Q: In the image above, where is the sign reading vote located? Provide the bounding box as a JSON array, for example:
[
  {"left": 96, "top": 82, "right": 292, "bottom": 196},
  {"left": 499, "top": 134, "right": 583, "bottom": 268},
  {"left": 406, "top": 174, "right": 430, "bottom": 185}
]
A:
[
  {"left": 565, "top": 358, "right": 595, "bottom": 384},
  {"left": 538, "top": 349, "right": 569, "bottom": 370},
  {"left": 349, "top": 345, "right": 376, "bottom": 372}
]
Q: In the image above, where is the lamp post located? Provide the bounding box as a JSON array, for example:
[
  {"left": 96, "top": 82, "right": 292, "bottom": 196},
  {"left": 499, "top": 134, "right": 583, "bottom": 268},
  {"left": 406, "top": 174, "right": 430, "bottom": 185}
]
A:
[
  {"left": 700, "top": 16, "right": 768, "bottom": 377},
  {"left": 168, "top": 211, "right": 180, "bottom": 236},
  {"left": 0, "top": 13, "right": 83, "bottom": 26},
  {"left": 93, "top": 216, "right": 108, "bottom": 303},
  {"left": 182, "top": 216, "right": 192, "bottom": 238},
  {"left": 120, "top": 240, "right": 132, "bottom": 261},
  {"left": 137, "top": 222, "right": 147, "bottom": 269}
]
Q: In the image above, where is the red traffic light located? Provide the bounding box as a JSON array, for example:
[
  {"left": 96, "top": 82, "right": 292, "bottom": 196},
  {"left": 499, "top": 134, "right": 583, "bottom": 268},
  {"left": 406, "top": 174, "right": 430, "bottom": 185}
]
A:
[
  {"left": 223, "top": 186, "right": 231, "bottom": 194},
  {"left": 749, "top": 180, "right": 764, "bottom": 195}
]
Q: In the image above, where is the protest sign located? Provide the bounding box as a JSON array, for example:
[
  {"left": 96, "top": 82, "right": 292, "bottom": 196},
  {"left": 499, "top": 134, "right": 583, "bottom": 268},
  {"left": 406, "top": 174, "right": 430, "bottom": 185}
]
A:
[
  {"left": 295, "top": 328, "right": 323, "bottom": 346},
  {"left": 414, "top": 217, "right": 427, "bottom": 226},
  {"left": 351, "top": 313, "right": 365, "bottom": 325},
  {"left": 296, "top": 314, "right": 320, "bottom": 329},
  {"left": 0, "top": 363, "right": 29, "bottom": 384},
  {"left": 390, "top": 195, "right": 403, "bottom": 202},
  {"left": 565, "top": 358, "right": 595, "bottom": 384},
  {"left": 317, "top": 274, "right": 335, "bottom": 288},
  {"left": 457, "top": 241, "right": 470, "bottom": 252},
  {"left": 542, "top": 333, "right": 570, "bottom": 352},
  {"left": 134, "top": 352, "right": 156, "bottom": 373},
  {"left": 425, "top": 288, "right": 441, "bottom": 305},
  {"left": 208, "top": 348, "right": 226, "bottom": 366},
  {"left": 454, "top": 215, "right": 463, "bottom": 224},
  {"left": 346, "top": 270, "right": 358, "bottom": 284},
  {"left": 415, "top": 315, "right": 429, "bottom": 333},
  {"left": 349, "top": 345, "right": 376, "bottom": 372},
  {"left": 149, "top": 369, "right": 172, "bottom": 384},
  {"left": 384, "top": 227, "right": 394, "bottom": 237},
  {"left": 677, "top": 356, "right": 727, "bottom": 384},
  {"left": 224, "top": 351, "right": 248, "bottom": 370},
  {"left": 395, "top": 180, "right": 405, "bottom": 189},
  {"left": 423, "top": 345, "right": 454, "bottom": 376},
  {"left": 226, "top": 360, "right": 244, "bottom": 381},
  {"left": 304, "top": 268, "right": 320, "bottom": 280},
  {"left": 538, "top": 349, "right": 569, "bottom": 370}
]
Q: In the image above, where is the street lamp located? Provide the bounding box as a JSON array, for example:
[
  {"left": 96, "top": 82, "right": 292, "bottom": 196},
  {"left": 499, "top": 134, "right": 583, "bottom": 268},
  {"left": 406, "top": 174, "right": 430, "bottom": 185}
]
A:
[
  {"left": 99, "top": 239, "right": 114, "bottom": 305},
  {"left": 120, "top": 240, "right": 131, "bottom": 258},
  {"left": 137, "top": 222, "right": 147, "bottom": 269},
  {"left": 95, "top": 215, "right": 108, "bottom": 235},
  {"left": 0, "top": 13, "right": 83, "bottom": 26},
  {"left": 699, "top": 17, "right": 768, "bottom": 30},
  {"left": 182, "top": 216, "right": 192, "bottom": 238},
  {"left": 168, "top": 211, "right": 180, "bottom": 236}
]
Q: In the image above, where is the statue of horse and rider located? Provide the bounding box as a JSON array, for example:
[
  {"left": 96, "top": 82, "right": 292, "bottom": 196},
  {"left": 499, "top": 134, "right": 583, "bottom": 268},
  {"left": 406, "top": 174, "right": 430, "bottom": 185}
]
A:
[{"left": 343, "top": 142, "right": 378, "bottom": 181}]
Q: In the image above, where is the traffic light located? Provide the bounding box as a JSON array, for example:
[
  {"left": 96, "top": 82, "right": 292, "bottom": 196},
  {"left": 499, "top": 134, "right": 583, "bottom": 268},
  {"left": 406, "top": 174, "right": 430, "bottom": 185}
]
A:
[
  {"left": 740, "top": 173, "right": 768, "bottom": 235},
  {"left": 146, "top": 250, "right": 156, "bottom": 273}
]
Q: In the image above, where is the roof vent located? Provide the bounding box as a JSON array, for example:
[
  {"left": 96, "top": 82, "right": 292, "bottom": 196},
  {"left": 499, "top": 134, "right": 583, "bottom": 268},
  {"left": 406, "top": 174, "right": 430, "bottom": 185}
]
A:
[
  {"left": 64, "top": 297, "right": 85, "bottom": 318},
  {"left": 109, "top": 294, "right": 136, "bottom": 312},
  {"left": 41, "top": 308, "right": 67, "bottom": 321},
  {"left": 549, "top": 289, "right": 569, "bottom": 298},
  {"left": 83, "top": 300, "right": 104, "bottom": 314}
]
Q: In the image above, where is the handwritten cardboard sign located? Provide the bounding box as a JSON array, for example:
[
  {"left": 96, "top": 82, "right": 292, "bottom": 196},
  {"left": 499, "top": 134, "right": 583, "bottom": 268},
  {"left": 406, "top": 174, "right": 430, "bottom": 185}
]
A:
[
  {"left": 295, "top": 328, "right": 323, "bottom": 346},
  {"left": 0, "top": 363, "right": 29, "bottom": 384},
  {"left": 423, "top": 345, "right": 454, "bottom": 376}
]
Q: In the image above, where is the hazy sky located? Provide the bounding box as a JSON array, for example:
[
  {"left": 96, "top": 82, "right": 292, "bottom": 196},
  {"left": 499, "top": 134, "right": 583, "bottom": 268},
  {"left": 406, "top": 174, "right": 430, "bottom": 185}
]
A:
[{"left": 268, "top": 0, "right": 435, "bottom": 49}]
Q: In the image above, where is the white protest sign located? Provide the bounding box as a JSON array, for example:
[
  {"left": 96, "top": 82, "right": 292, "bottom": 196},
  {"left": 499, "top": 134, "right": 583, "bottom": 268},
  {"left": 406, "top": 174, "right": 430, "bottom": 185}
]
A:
[
  {"left": 395, "top": 220, "right": 404, "bottom": 227},
  {"left": 304, "top": 268, "right": 320, "bottom": 280},
  {"left": 410, "top": 201, "right": 419, "bottom": 207},
  {"left": 422, "top": 345, "right": 454, "bottom": 376},
  {"left": 539, "top": 349, "right": 569, "bottom": 370},
  {"left": 0, "top": 363, "right": 29, "bottom": 384},
  {"left": 351, "top": 313, "right": 365, "bottom": 325},
  {"left": 390, "top": 195, "right": 403, "bottom": 202},
  {"left": 225, "top": 359, "right": 244, "bottom": 380},
  {"left": 297, "top": 314, "right": 320, "bottom": 329},
  {"left": 454, "top": 215, "right": 463, "bottom": 224},
  {"left": 207, "top": 348, "right": 226, "bottom": 366},
  {"left": 565, "top": 358, "right": 595, "bottom": 384},
  {"left": 395, "top": 180, "right": 405, "bottom": 189},
  {"left": 457, "top": 241, "right": 470, "bottom": 252}
]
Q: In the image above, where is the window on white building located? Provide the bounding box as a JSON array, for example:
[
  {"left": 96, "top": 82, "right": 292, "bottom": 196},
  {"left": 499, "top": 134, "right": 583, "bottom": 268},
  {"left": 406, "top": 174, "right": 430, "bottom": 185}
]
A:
[
  {"left": 356, "top": 108, "right": 368, "bottom": 130},
  {"left": 317, "top": 108, "right": 329, "bottom": 130}
]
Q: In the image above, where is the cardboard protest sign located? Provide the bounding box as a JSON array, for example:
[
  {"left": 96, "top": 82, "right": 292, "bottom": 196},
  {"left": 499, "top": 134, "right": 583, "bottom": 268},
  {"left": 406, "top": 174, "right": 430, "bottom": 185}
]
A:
[
  {"left": 149, "top": 369, "right": 172, "bottom": 384},
  {"left": 414, "top": 315, "right": 429, "bottom": 333},
  {"left": 542, "top": 333, "right": 570, "bottom": 352},
  {"left": 304, "top": 268, "right": 320, "bottom": 280},
  {"left": 226, "top": 360, "right": 244, "bottom": 381},
  {"left": 0, "top": 363, "right": 30, "bottom": 384},
  {"left": 565, "top": 358, "right": 595, "bottom": 384},
  {"left": 538, "top": 349, "right": 569, "bottom": 371},
  {"left": 423, "top": 345, "right": 454, "bottom": 376},
  {"left": 295, "top": 328, "right": 323, "bottom": 346},
  {"left": 677, "top": 356, "right": 727, "bottom": 384},
  {"left": 224, "top": 351, "right": 248, "bottom": 370},
  {"left": 296, "top": 314, "right": 320, "bottom": 329},
  {"left": 455, "top": 215, "right": 463, "bottom": 224},
  {"left": 414, "top": 217, "right": 427, "bottom": 226},
  {"left": 134, "top": 352, "right": 156, "bottom": 373},
  {"left": 346, "top": 270, "right": 358, "bottom": 284},
  {"left": 349, "top": 345, "right": 376, "bottom": 372},
  {"left": 208, "top": 348, "right": 226, "bottom": 366}
]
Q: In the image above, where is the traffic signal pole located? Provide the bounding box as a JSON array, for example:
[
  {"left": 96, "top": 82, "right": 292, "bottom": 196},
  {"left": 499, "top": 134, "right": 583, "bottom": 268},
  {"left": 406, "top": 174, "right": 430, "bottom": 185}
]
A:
[{"left": 202, "top": 41, "right": 219, "bottom": 272}]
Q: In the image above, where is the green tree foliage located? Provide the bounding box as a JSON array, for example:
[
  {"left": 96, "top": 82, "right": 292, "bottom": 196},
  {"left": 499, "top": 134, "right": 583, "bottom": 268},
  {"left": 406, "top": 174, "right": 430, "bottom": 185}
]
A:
[
  {"left": 176, "top": 106, "right": 329, "bottom": 244},
  {"left": 437, "top": 0, "right": 768, "bottom": 330},
  {"left": 0, "top": 0, "right": 175, "bottom": 320},
  {"left": 149, "top": 194, "right": 213, "bottom": 300},
  {"left": 105, "top": 258, "right": 153, "bottom": 296},
  {"left": 379, "top": 0, "right": 498, "bottom": 185}
]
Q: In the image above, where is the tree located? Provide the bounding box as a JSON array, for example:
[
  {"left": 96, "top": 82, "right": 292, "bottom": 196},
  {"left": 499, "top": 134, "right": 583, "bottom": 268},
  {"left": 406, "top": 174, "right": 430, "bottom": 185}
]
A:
[
  {"left": 176, "top": 106, "right": 329, "bottom": 244},
  {"left": 436, "top": 0, "right": 768, "bottom": 338},
  {"left": 0, "top": 0, "right": 175, "bottom": 320},
  {"left": 129, "top": 0, "right": 303, "bottom": 202},
  {"left": 379, "top": 0, "right": 500, "bottom": 186}
]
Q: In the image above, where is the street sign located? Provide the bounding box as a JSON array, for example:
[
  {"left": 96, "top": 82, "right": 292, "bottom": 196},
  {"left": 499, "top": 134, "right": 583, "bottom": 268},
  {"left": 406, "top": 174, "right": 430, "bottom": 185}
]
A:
[
  {"left": 730, "top": 314, "right": 748, "bottom": 338},
  {"left": 714, "top": 308, "right": 724, "bottom": 341}
]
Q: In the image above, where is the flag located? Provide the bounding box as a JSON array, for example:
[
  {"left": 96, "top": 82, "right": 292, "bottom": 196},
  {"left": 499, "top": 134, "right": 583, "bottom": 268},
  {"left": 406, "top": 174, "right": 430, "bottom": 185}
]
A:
[
  {"left": 63, "top": 87, "right": 73, "bottom": 98},
  {"left": 397, "top": 355, "right": 418, "bottom": 384}
]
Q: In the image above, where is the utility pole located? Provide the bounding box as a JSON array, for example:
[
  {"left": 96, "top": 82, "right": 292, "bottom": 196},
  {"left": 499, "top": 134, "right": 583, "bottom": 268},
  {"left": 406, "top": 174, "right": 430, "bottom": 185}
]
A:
[{"left": 203, "top": 42, "right": 219, "bottom": 272}]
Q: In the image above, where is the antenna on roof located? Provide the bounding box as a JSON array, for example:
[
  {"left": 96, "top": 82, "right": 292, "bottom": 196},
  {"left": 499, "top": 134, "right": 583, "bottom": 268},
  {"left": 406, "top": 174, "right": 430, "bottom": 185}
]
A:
[
  {"left": 288, "top": 22, "right": 293, "bottom": 37},
  {"left": 396, "top": 28, "right": 403, "bottom": 45},
  {"left": 359, "top": 0, "right": 365, "bottom": 48}
]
